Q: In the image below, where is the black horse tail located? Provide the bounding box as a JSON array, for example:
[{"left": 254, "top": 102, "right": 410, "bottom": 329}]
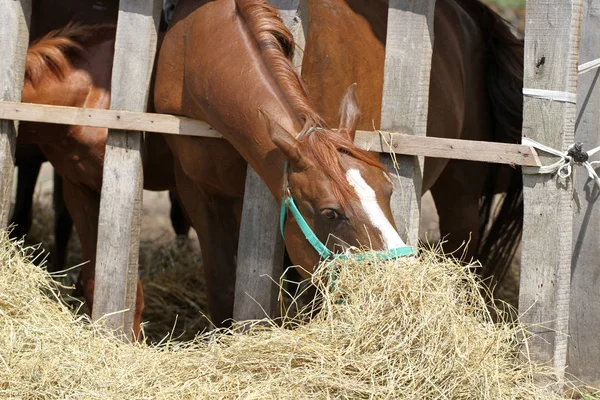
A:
[{"left": 458, "top": 0, "right": 524, "bottom": 286}]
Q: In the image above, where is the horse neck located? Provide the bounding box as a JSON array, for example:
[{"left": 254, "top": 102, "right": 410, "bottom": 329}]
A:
[{"left": 180, "top": 0, "right": 305, "bottom": 201}]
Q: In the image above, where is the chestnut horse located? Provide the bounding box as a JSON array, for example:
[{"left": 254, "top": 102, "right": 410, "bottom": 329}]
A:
[
  {"left": 154, "top": 0, "right": 413, "bottom": 327},
  {"left": 11, "top": 0, "right": 190, "bottom": 272},
  {"left": 301, "top": 0, "right": 524, "bottom": 282},
  {"left": 18, "top": 24, "right": 183, "bottom": 337},
  {"left": 9, "top": 1, "right": 119, "bottom": 269}
]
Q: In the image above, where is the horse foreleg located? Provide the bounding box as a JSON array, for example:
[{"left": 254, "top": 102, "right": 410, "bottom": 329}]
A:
[
  {"left": 61, "top": 179, "right": 145, "bottom": 339},
  {"left": 168, "top": 189, "right": 191, "bottom": 236},
  {"left": 60, "top": 179, "right": 99, "bottom": 312},
  {"left": 173, "top": 164, "right": 240, "bottom": 328},
  {"left": 10, "top": 155, "right": 42, "bottom": 240},
  {"left": 430, "top": 159, "right": 488, "bottom": 263},
  {"left": 49, "top": 171, "right": 74, "bottom": 273}
]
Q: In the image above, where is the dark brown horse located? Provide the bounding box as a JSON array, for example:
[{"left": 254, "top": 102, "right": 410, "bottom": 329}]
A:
[
  {"left": 18, "top": 24, "right": 184, "bottom": 338},
  {"left": 155, "top": 0, "right": 412, "bottom": 328},
  {"left": 301, "top": 0, "right": 524, "bottom": 282}
]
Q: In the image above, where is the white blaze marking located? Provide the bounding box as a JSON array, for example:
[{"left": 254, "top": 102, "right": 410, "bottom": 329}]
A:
[{"left": 346, "top": 169, "right": 406, "bottom": 249}]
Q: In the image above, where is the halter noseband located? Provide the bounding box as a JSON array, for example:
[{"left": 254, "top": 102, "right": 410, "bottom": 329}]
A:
[{"left": 279, "top": 127, "right": 416, "bottom": 261}]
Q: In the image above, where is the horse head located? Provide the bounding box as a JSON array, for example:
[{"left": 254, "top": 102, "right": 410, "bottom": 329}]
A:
[{"left": 263, "top": 84, "right": 413, "bottom": 275}]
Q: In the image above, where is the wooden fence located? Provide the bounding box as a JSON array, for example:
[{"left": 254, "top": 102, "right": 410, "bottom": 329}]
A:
[{"left": 1, "top": 0, "right": 599, "bottom": 390}]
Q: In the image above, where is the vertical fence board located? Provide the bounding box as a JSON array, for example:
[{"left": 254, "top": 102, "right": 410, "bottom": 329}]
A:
[
  {"left": 233, "top": 168, "right": 285, "bottom": 321},
  {"left": 0, "top": 0, "right": 31, "bottom": 228},
  {"left": 379, "top": 0, "right": 435, "bottom": 245},
  {"left": 92, "top": 0, "right": 161, "bottom": 337},
  {"left": 519, "top": 0, "right": 583, "bottom": 387},
  {"left": 273, "top": 0, "right": 305, "bottom": 72},
  {"left": 233, "top": 0, "right": 304, "bottom": 322},
  {"left": 569, "top": 0, "right": 600, "bottom": 387}
]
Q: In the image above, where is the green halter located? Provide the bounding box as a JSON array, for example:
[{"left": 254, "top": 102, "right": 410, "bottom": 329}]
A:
[{"left": 278, "top": 127, "right": 416, "bottom": 261}]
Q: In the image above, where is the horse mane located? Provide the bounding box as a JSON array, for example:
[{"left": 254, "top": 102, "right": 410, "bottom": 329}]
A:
[
  {"left": 235, "top": 0, "right": 385, "bottom": 211},
  {"left": 26, "top": 23, "right": 116, "bottom": 88},
  {"left": 234, "top": 0, "right": 320, "bottom": 126}
]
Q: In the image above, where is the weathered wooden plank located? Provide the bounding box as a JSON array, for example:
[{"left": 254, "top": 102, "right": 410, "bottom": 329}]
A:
[
  {"left": 569, "top": 0, "right": 600, "bottom": 387},
  {"left": 519, "top": 0, "right": 583, "bottom": 388},
  {"left": 92, "top": 0, "right": 162, "bottom": 338},
  {"left": 0, "top": 100, "right": 541, "bottom": 166},
  {"left": 232, "top": 0, "right": 302, "bottom": 323},
  {"left": 379, "top": 0, "right": 435, "bottom": 245},
  {"left": 294, "top": 0, "right": 308, "bottom": 72},
  {"left": 0, "top": 101, "right": 220, "bottom": 138},
  {"left": 0, "top": 0, "right": 31, "bottom": 228},
  {"left": 271, "top": 0, "right": 305, "bottom": 72},
  {"left": 354, "top": 130, "right": 541, "bottom": 167},
  {"left": 233, "top": 167, "right": 285, "bottom": 321}
]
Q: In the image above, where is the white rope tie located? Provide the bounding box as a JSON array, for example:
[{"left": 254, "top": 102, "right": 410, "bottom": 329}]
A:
[
  {"left": 522, "top": 88, "right": 577, "bottom": 104},
  {"left": 579, "top": 58, "right": 600, "bottom": 75},
  {"left": 522, "top": 137, "right": 600, "bottom": 188}
]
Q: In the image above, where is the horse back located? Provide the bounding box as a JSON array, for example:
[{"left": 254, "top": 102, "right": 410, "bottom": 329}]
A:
[{"left": 31, "top": 0, "right": 119, "bottom": 41}]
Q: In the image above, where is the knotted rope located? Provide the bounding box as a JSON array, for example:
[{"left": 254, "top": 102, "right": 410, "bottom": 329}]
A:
[{"left": 522, "top": 137, "right": 600, "bottom": 188}]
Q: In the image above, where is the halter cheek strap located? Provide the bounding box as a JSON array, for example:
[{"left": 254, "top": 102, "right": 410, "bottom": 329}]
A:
[
  {"left": 279, "top": 150, "right": 416, "bottom": 261},
  {"left": 279, "top": 194, "right": 416, "bottom": 260},
  {"left": 280, "top": 195, "right": 334, "bottom": 259}
]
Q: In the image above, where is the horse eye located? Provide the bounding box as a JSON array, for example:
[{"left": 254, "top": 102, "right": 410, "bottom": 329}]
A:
[{"left": 321, "top": 208, "right": 343, "bottom": 221}]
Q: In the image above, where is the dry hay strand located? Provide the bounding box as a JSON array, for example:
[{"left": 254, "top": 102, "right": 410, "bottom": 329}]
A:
[
  {"left": 16, "top": 194, "right": 209, "bottom": 343},
  {"left": 0, "top": 231, "right": 572, "bottom": 399},
  {"left": 138, "top": 236, "right": 210, "bottom": 342}
]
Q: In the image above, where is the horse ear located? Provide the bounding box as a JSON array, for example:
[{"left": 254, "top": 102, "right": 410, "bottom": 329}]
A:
[
  {"left": 338, "top": 83, "right": 361, "bottom": 141},
  {"left": 260, "top": 109, "right": 305, "bottom": 169}
]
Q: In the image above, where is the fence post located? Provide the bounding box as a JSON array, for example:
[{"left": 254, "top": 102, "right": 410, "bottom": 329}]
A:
[
  {"left": 232, "top": 0, "right": 305, "bottom": 322},
  {"left": 569, "top": 0, "right": 600, "bottom": 387},
  {"left": 0, "top": 0, "right": 31, "bottom": 228},
  {"left": 379, "top": 0, "right": 436, "bottom": 245},
  {"left": 519, "top": 0, "right": 583, "bottom": 388},
  {"left": 274, "top": 0, "right": 306, "bottom": 71},
  {"left": 92, "top": 0, "right": 162, "bottom": 338}
]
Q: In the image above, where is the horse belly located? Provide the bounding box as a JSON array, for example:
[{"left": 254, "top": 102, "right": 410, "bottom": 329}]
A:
[{"left": 165, "top": 135, "right": 246, "bottom": 198}]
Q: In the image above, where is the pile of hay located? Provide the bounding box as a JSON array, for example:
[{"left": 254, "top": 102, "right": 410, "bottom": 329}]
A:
[
  {"left": 0, "top": 232, "right": 562, "bottom": 399},
  {"left": 19, "top": 195, "right": 209, "bottom": 343},
  {"left": 138, "top": 237, "right": 209, "bottom": 342}
]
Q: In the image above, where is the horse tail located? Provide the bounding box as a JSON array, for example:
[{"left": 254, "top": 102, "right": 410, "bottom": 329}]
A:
[
  {"left": 25, "top": 23, "right": 116, "bottom": 88},
  {"left": 458, "top": 0, "right": 524, "bottom": 285}
]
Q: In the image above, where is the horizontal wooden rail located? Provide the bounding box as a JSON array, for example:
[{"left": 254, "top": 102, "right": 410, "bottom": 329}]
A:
[
  {"left": 1, "top": 100, "right": 541, "bottom": 167},
  {"left": 0, "top": 100, "right": 220, "bottom": 138},
  {"left": 354, "top": 131, "right": 541, "bottom": 167}
]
